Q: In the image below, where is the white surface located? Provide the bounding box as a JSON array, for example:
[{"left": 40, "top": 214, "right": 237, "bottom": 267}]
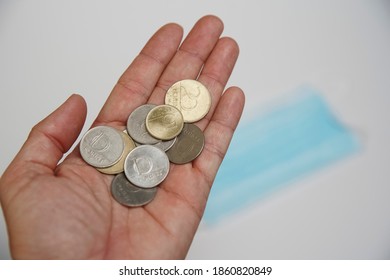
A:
[{"left": 1, "top": 0, "right": 390, "bottom": 259}]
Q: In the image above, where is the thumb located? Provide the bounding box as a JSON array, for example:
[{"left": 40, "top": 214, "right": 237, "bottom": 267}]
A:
[{"left": 3, "top": 94, "right": 87, "bottom": 177}]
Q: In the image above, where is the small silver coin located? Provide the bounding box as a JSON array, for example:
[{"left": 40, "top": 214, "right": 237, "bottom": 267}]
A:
[
  {"left": 80, "top": 126, "right": 124, "bottom": 168},
  {"left": 126, "top": 104, "right": 160, "bottom": 145},
  {"left": 154, "top": 137, "right": 177, "bottom": 152},
  {"left": 134, "top": 141, "right": 142, "bottom": 147},
  {"left": 111, "top": 173, "right": 157, "bottom": 207},
  {"left": 134, "top": 138, "right": 177, "bottom": 152},
  {"left": 124, "top": 145, "right": 170, "bottom": 188},
  {"left": 166, "top": 123, "right": 205, "bottom": 164}
]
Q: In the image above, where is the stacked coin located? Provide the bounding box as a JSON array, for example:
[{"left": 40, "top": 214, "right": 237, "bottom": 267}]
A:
[{"left": 80, "top": 79, "right": 211, "bottom": 207}]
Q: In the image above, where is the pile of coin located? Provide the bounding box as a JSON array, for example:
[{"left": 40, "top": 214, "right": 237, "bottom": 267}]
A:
[{"left": 80, "top": 79, "right": 211, "bottom": 207}]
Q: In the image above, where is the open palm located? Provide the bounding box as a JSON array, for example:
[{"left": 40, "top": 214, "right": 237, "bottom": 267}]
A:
[{"left": 0, "top": 16, "right": 244, "bottom": 259}]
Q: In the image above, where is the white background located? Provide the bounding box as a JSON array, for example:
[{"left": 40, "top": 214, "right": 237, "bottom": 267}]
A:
[
  {"left": 1, "top": 0, "right": 390, "bottom": 259},
  {"left": 1, "top": 260, "right": 390, "bottom": 280}
]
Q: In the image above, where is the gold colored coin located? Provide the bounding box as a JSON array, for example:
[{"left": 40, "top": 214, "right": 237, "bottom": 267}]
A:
[
  {"left": 165, "top": 79, "right": 211, "bottom": 123},
  {"left": 97, "top": 130, "right": 136, "bottom": 174},
  {"left": 145, "top": 105, "right": 184, "bottom": 140}
]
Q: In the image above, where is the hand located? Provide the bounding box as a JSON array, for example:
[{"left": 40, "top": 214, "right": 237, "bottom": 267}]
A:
[{"left": 0, "top": 15, "right": 245, "bottom": 259}]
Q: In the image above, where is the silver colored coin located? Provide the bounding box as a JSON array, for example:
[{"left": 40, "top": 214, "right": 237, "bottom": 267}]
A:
[
  {"left": 166, "top": 123, "right": 205, "bottom": 164},
  {"left": 134, "top": 138, "right": 176, "bottom": 152},
  {"left": 154, "top": 137, "right": 177, "bottom": 152},
  {"left": 124, "top": 145, "right": 170, "bottom": 188},
  {"left": 134, "top": 141, "right": 142, "bottom": 147},
  {"left": 96, "top": 131, "right": 136, "bottom": 174},
  {"left": 126, "top": 104, "right": 160, "bottom": 145},
  {"left": 111, "top": 173, "right": 157, "bottom": 207},
  {"left": 80, "top": 126, "right": 124, "bottom": 168}
]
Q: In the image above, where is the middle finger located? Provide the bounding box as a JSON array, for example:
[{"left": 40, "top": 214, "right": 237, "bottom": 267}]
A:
[{"left": 148, "top": 15, "right": 224, "bottom": 105}]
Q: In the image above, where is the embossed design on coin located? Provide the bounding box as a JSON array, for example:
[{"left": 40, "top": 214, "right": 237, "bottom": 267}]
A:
[
  {"left": 166, "top": 123, "right": 205, "bottom": 164},
  {"left": 124, "top": 145, "right": 169, "bottom": 188},
  {"left": 97, "top": 131, "right": 136, "bottom": 174},
  {"left": 80, "top": 126, "right": 124, "bottom": 168},
  {"left": 145, "top": 105, "right": 184, "bottom": 140},
  {"left": 111, "top": 173, "right": 157, "bottom": 207},
  {"left": 165, "top": 79, "right": 211, "bottom": 123},
  {"left": 126, "top": 104, "right": 160, "bottom": 145}
]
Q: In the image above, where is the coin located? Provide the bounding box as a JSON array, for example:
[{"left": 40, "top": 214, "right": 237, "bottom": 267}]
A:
[
  {"left": 111, "top": 173, "right": 157, "bottom": 207},
  {"left": 135, "top": 137, "right": 177, "bottom": 152},
  {"left": 165, "top": 79, "right": 211, "bottom": 123},
  {"left": 97, "top": 131, "right": 136, "bottom": 174},
  {"left": 124, "top": 145, "right": 170, "bottom": 188},
  {"left": 126, "top": 104, "right": 160, "bottom": 145},
  {"left": 134, "top": 141, "right": 142, "bottom": 147},
  {"left": 145, "top": 104, "right": 184, "bottom": 140},
  {"left": 80, "top": 126, "right": 124, "bottom": 168},
  {"left": 154, "top": 137, "right": 177, "bottom": 152},
  {"left": 166, "top": 123, "right": 205, "bottom": 164},
  {"left": 80, "top": 79, "right": 211, "bottom": 204}
]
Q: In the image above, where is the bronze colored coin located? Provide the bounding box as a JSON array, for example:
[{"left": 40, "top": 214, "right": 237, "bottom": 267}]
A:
[
  {"left": 145, "top": 104, "right": 184, "bottom": 140},
  {"left": 97, "top": 131, "right": 136, "bottom": 174},
  {"left": 165, "top": 79, "right": 211, "bottom": 123},
  {"left": 166, "top": 123, "right": 205, "bottom": 164}
]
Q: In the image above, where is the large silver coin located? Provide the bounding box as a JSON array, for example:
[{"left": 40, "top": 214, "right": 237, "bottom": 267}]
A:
[
  {"left": 166, "top": 123, "right": 205, "bottom": 164},
  {"left": 124, "top": 145, "right": 169, "bottom": 188},
  {"left": 80, "top": 126, "right": 124, "bottom": 168},
  {"left": 111, "top": 173, "right": 157, "bottom": 207},
  {"left": 96, "top": 131, "right": 136, "bottom": 174},
  {"left": 126, "top": 104, "right": 160, "bottom": 145}
]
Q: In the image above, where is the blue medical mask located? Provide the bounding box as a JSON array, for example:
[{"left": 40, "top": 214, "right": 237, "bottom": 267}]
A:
[{"left": 203, "top": 86, "right": 360, "bottom": 224}]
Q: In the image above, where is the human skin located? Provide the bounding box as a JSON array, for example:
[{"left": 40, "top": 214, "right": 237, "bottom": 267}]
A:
[{"left": 0, "top": 15, "right": 245, "bottom": 259}]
